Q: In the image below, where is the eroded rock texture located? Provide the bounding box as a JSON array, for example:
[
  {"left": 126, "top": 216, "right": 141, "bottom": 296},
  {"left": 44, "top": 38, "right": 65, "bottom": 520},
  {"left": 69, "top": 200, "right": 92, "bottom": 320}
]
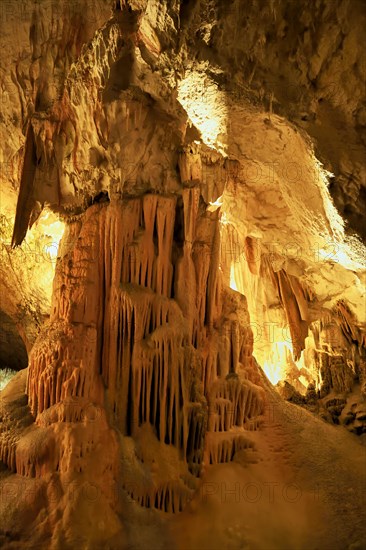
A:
[
  {"left": 0, "top": 190, "right": 265, "bottom": 546},
  {"left": 0, "top": 0, "right": 365, "bottom": 548}
]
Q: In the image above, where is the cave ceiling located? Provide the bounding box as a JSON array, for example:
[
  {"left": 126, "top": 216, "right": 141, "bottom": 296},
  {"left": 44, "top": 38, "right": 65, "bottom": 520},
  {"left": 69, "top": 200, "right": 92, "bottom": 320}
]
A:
[
  {"left": 0, "top": 1, "right": 366, "bottom": 548},
  {"left": 0, "top": 0, "right": 365, "bottom": 354}
]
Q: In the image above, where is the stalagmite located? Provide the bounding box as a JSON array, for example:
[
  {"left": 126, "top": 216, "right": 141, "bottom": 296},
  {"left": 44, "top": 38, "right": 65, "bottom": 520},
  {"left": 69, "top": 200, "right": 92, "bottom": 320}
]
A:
[
  {"left": 2, "top": 189, "right": 266, "bottom": 513},
  {"left": 1, "top": 1, "right": 366, "bottom": 548}
]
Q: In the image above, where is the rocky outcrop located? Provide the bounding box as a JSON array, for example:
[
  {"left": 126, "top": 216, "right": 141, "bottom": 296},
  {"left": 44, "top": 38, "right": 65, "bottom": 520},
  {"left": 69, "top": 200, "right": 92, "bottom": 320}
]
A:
[
  {"left": 0, "top": 1, "right": 365, "bottom": 548},
  {"left": 0, "top": 186, "right": 265, "bottom": 543}
]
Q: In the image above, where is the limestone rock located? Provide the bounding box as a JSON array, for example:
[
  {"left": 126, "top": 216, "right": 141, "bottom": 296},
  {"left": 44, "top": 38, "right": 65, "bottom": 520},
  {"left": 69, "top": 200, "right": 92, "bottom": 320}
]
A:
[{"left": 0, "top": 1, "right": 365, "bottom": 548}]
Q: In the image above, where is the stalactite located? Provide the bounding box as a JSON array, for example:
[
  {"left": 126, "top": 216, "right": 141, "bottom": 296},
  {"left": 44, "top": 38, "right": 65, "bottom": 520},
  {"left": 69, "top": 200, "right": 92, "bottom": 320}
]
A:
[
  {"left": 178, "top": 150, "right": 202, "bottom": 184},
  {"left": 207, "top": 378, "right": 264, "bottom": 434},
  {"left": 11, "top": 123, "right": 37, "bottom": 248},
  {"left": 182, "top": 187, "right": 200, "bottom": 244},
  {"left": 206, "top": 211, "right": 222, "bottom": 329},
  {"left": 336, "top": 300, "right": 362, "bottom": 345},
  {"left": 155, "top": 197, "right": 176, "bottom": 297},
  {"left": 103, "top": 282, "right": 188, "bottom": 439},
  {"left": 6, "top": 192, "right": 266, "bottom": 513},
  {"left": 174, "top": 187, "right": 201, "bottom": 343},
  {"left": 192, "top": 243, "right": 211, "bottom": 347},
  {"left": 186, "top": 401, "right": 207, "bottom": 476},
  {"left": 15, "top": 428, "right": 57, "bottom": 478},
  {"left": 205, "top": 432, "right": 255, "bottom": 465},
  {"left": 273, "top": 270, "right": 309, "bottom": 360},
  {"left": 288, "top": 275, "right": 309, "bottom": 322},
  {"left": 27, "top": 323, "right": 101, "bottom": 417},
  {"left": 244, "top": 236, "right": 260, "bottom": 276},
  {"left": 124, "top": 479, "right": 193, "bottom": 513},
  {"left": 201, "top": 337, "right": 219, "bottom": 394},
  {"left": 0, "top": 433, "right": 18, "bottom": 472},
  {"left": 305, "top": 312, "right": 363, "bottom": 397}
]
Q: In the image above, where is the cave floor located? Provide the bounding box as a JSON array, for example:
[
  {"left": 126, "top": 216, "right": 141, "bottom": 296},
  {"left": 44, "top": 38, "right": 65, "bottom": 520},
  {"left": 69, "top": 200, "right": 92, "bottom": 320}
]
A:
[
  {"left": 122, "top": 384, "right": 366, "bottom": 550},
  {"left": 1, "top": 375, "right": 365, "bottom": 550}
]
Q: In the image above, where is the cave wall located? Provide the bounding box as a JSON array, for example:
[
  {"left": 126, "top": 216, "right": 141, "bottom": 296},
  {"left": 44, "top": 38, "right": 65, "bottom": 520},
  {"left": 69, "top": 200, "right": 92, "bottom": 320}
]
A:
[
  {"left": 0, "top": 0, "right": 365, "bottom": 547},
  {"left": 0, "top": 186, "right": 266, "bottom": 545}
]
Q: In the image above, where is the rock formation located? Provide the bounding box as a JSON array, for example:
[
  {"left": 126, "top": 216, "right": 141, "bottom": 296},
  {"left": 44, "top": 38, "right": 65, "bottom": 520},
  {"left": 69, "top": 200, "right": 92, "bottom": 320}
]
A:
[{"left": 0, "top": 1, "right": 365, "bottom": 549}]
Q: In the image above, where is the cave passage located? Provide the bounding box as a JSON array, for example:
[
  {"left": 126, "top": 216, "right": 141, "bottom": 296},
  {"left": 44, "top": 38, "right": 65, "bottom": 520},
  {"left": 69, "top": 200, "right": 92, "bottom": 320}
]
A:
[{"left": 0, "top": 310, "right": 28, "bottom": 372}]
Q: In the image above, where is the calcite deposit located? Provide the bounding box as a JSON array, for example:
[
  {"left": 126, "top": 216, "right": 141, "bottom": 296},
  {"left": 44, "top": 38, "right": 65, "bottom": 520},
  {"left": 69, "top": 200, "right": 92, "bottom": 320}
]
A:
[{"left": 0, "top": 1, "right": 365, "bottom": 549}]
